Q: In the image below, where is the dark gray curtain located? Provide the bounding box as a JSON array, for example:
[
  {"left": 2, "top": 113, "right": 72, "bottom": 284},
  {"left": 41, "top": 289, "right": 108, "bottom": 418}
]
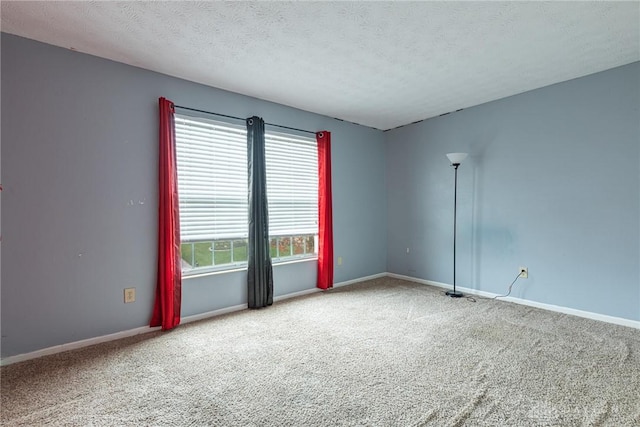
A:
[{"left": 246, "top": 116, "right": 273, "bottom": 308}]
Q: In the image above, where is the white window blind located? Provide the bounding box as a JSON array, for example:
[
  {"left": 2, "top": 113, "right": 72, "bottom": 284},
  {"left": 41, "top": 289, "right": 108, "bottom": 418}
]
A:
[
  {"left": 265, "top": 130, "right": 318, "bottom": 237},
  {"left": 175, "top": 115, "right": 248, "bottom": 242}
]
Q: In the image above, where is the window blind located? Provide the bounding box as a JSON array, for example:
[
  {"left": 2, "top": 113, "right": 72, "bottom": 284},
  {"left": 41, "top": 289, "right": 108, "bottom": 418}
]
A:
[
  {"left": 175, "top": 115, "right": 248, "bottom": 242},
  {"left": 265, "top": 130, "right": 318, "bottom": 237}
]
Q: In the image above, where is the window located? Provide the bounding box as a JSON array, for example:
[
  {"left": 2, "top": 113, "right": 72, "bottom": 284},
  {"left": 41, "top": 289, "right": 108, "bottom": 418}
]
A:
[
  {"left": 175, "top": 115, "right": 248, "bottom": 273},
  {"left": 175, "top": 114, "right": 318, "bottom": 275},
  {"left": 265, "top": 130, "right": 319, "bottom": 261}
]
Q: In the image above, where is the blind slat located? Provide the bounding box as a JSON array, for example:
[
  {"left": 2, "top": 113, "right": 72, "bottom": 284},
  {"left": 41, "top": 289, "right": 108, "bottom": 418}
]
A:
[
  {"left": 176, "top": 115, "right": 248, "bottom": 241},
  {"left": 265, "top": 133, "right": 318, "bottom": 236},
  {"left": 176, "top": 113, "right": 319, "bottom": 244}
]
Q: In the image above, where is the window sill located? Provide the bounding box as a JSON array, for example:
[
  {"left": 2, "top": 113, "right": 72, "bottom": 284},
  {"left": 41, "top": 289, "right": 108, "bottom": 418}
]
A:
[
  {"left": 272, "top": 256, "right": 318, "bottom": 267},
  {"left": 182, "top": 256, "right": 317, "bottom": 281},
  {"left": 182, "top": 266, "right": 247, "bottom": 280}
]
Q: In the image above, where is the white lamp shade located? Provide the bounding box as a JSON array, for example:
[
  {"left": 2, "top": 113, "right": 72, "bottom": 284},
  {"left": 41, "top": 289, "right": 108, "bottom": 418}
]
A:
[{"left": 446, "top": 152, "right": 468, "bottom": 164}]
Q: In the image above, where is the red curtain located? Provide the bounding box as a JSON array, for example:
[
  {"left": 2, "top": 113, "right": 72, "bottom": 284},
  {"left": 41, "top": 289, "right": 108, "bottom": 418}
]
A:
[
  {"left": 316, "top": 131, "right": 334, "bottom": 290},
  {"left": 151, "top": 97, "right": 182, "bottom": 330}
]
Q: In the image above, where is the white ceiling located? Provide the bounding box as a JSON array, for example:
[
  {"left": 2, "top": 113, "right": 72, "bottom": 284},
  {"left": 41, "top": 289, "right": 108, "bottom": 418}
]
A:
[{"left": 2, "top": 1, "right": 639, "bottom": 130}]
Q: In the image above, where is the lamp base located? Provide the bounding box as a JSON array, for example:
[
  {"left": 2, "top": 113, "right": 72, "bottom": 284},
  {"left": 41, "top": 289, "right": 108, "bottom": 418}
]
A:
[{"left": 446, "top": 290, "right": 464, "bottom": 298}]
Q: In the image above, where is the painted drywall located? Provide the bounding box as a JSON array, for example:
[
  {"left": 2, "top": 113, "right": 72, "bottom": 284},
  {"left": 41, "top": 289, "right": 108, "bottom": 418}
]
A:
[
  {"left": 0, "top": 33, "right": 387, "bottom": 358},
  {"left": 386, "top": 62, "right": 640, "bottom": 321}
]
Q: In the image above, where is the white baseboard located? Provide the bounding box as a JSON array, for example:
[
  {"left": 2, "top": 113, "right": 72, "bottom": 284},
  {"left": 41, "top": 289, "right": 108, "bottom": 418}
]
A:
[
  {"left": 387, "top": 272, "right": 640, "bottom": 330},
  {"left": 0, "top": 272, "right": 386, "bottom": 366},
  {"left": 181, "top": 303, "right": 248, "bottom": 324},
  {"left": 0, "top": 325, "right": 162, "bottom": 367},
  {"left": 274, "top": 287, "right": 320, "bottom": 302},
  {"left": 333, "top": 272, "right": 387, "bottom": 288},
  {"left": 183, "top": 288, "right": 324, "bottom": 325}
]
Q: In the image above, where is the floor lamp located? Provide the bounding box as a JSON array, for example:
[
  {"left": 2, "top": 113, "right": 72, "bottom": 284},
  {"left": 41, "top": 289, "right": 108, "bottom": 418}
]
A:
[{"left": 446, "top": 152, "right": 468, "bottom": 298}]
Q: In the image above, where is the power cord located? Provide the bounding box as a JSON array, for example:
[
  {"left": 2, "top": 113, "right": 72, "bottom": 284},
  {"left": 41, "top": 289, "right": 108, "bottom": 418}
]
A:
[
  {"left": 440, "top": 271, "right": 523, "bottom": 302},
  {"left": 493, "top": 272, "right": 523, "bottom": 299}
]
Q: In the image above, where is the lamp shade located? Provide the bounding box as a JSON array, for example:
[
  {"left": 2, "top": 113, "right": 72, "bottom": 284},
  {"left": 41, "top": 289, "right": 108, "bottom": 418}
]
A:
[{"left": 446, "top": 152, "right": 468, "bottom": 164}]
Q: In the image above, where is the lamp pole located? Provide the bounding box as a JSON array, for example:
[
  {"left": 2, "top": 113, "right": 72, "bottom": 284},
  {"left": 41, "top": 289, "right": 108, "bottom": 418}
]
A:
[{"left": 445, "top": 153, "right": 467, "bottom": 298}]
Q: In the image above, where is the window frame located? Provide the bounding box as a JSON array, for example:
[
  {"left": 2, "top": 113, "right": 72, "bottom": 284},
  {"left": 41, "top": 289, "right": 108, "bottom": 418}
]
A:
[{"left": 175, "top": 114, "right": 319, "bottom": 277}]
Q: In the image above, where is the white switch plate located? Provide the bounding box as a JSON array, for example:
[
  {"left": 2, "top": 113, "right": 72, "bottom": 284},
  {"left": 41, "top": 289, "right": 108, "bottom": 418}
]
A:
[
  {"left": 124, "top": 288, "right": 136, "bottom": 303},
  {"left": 337, "top": 257, "right": 343, "bottom": 266}
]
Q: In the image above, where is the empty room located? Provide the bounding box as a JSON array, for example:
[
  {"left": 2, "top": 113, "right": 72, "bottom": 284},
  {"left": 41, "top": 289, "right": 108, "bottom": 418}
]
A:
[{"left": 1, "top": 1, "right": 639, "bottom": 426}]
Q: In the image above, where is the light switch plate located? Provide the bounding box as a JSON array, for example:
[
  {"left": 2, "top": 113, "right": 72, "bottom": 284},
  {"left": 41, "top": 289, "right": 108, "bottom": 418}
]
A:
[{"left": 124, "top": 288, "right": 136, "bottom": 303}]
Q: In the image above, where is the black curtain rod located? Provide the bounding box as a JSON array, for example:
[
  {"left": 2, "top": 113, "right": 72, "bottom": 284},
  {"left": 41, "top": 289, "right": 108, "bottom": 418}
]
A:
[{"left": 174, "top": 105, "right": 317, "bottom": 135}]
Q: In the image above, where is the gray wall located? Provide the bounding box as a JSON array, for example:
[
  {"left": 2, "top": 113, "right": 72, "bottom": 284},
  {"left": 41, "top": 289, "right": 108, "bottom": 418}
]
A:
[
  {"left": 3, "top": 32, "right": 636, "bottom": 359},
  {"left": 1, "top": 34, "right": 387, "bottom": 358},
  {"left": 386, "top": 62, "right": 640, "bottom": 321}
]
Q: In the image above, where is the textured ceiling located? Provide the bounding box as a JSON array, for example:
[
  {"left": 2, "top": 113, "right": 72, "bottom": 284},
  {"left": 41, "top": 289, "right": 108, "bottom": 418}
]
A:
[{"left": 2, "top": 1, "right": 639, "bottom": 130}]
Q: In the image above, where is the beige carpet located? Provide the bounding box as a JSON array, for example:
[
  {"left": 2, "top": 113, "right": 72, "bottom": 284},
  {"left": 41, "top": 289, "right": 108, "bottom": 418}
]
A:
[{"left": 2, "top": 277, "right": 639, "bottom": 426}]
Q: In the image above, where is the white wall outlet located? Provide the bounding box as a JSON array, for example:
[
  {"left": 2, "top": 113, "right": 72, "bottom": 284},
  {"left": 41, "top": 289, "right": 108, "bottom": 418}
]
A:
[
  {"left": 337, "top": 256, "right": 343, "bottom": 266},
  {"left": 519, "top": 267, "right": 528, "bottom": 279},
  {"left": 406, "top": 247, "right": 410, "bottom": 254},
  {"left": 124, "top": 288, "right": 136, "bottom": 303}
]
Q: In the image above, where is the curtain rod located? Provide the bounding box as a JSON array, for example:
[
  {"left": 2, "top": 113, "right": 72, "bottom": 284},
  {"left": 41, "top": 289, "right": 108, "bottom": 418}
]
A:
[{"left": 174, "top": 105, "right": 317, "bottom": 135}]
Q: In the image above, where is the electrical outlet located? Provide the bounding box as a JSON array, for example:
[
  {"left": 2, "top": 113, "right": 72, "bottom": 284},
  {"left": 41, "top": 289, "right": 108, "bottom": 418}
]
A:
[
  {"left": 519, "top": 267, "right": 528, "bottom": 279},
  {"left": 406, "top": 248, "right": 410, "bottom": 254},
  {"left": 337, "top": 256, "right": 343, "bottom": 266},
  {"left": 124, "top": 288, "right": 136, "bottom": 303}
]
